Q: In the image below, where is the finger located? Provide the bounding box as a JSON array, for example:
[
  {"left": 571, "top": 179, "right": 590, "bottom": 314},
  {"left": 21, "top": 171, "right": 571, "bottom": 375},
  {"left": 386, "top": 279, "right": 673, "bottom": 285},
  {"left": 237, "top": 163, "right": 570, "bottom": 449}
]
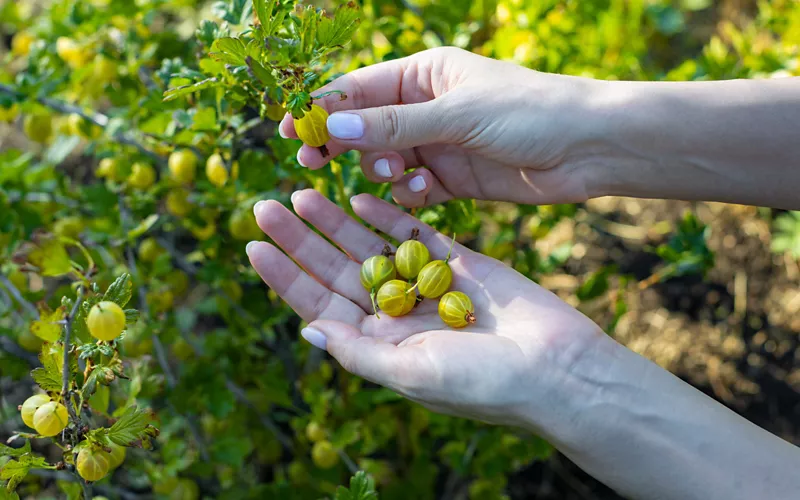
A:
[
  {"left": 279, "top": 115, "right": 297, "bottom": 140},
  {"left": 301, "top": 319, "right": 429, "bottom": 392},
  {"left": 296, "top": 142, "right": 349, "bottom": 170},
  {"left": 246, "top": 242, "right": 364, "bottom": 324},
  {"left": 350, "top": 194, "right": 466, "bottom": 260},
  {"left": 290, "top": 189, "right": 388, "bottom": 262},
  {"left": 327, "top": 99, "right": 452, "bottom": 152},
  {"left": 391, "top": 168, "right": 453, "bottom": 208},
  {"left": 360, "top": 151, "right": 405, "bottom": 182},
  {"left": 253, "top": 200, "right": 372, "bottom": 312}
]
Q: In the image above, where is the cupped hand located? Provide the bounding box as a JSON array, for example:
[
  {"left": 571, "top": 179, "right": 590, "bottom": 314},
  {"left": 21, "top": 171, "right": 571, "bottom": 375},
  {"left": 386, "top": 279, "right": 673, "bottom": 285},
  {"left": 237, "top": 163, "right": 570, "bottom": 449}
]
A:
[
  {"left": 246, "top": 190, "right": 604, "bottom": 426},
  {"left": 280, "top": 47, "right": 603, "bottom": 208}
]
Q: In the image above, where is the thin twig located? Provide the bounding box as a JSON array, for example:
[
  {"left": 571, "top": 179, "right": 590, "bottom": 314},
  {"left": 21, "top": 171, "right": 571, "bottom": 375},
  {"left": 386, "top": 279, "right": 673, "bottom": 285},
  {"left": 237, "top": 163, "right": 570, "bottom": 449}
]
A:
[
  {"left": 28, "top": 469, "right": 148, "bottom": 500},
  {"left": 224, "top": 379, "right": 293, "bottom": 450},
  {"left": 0, "top": 83, "right": 163, "bottom": 165},
  {"left": 0, "top": 337, "right": 39, "bottom": 366},
  {"left": 62, "top": 287, "right": 84, "bottom": 423},
  {"left": 0, "top": 273, "right": 39, "bottom": 318}
]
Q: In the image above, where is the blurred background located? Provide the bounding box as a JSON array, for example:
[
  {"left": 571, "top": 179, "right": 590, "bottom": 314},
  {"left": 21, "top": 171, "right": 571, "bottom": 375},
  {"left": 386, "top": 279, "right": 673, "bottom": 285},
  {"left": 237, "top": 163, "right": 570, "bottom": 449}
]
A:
[{"left": 1, "top": 0, "right": 799, "bottom": 498}]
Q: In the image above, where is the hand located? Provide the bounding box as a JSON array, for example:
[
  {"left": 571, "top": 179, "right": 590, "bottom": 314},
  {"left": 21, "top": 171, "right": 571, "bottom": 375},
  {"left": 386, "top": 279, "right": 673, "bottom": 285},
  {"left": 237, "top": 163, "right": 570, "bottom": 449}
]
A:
[
  {"left": 279, "top": 47, "right": 602, "bottom": 208},
  {"left": 246, "top": 189, "right": 605, "bottom": 426}
]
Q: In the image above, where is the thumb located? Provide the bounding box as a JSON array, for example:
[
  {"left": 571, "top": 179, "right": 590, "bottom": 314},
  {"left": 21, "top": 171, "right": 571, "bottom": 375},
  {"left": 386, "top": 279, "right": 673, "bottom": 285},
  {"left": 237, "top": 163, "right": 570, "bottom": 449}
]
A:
[
  {"left": 301, "top": 320, "right": 412, "bottom": 389},
  {"left": 326, "top": 100, "right": 450, "bottom": 151}
]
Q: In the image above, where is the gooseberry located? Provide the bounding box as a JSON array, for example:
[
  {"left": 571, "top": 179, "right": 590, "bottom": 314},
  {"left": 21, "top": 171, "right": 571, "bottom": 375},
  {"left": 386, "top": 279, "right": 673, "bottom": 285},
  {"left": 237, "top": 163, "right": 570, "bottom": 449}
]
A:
[
  {"left": 205, "top": 153, "right": 228, "bottom": 187},
  {"left": 107, "top": 442, "right": 126, "bottom": 469},
  {"left": 294, "top": 104, "right": 330, "bottom": 156},
  {"left": 33, "top": 401, "right": 68, "bottom": 437},
  {"left": 87, "top": 301, "right": 126, "bottom": 341},
  {"left": 96, "top": 158, "right": 120, "bottom": 180},
  {"left": 76, "top": 446, "right": 111, "bottom": 482},
  {"left": 23, "top": 113, "right": 53, "bottom": 144},
  {"left": 415, "top": 235, "right": 456, "bottom": 299},
  {"left": 305, "top": 421, "right": 326, "bottom": 443},
  {"left": 0, "top": 103, "right": 19, "bottom": 123},
  {"left": 376, "top": 279, "right": 416, "bottom": 317},
  {"left": 165, "top": 189, "right": 192, "bottom": 217},
  {"left": 228, "top": 208, "right": 261, "bottom": 241},
  {"left": 360, "top": 253, "right": 396, "bottom": 317},
  {"left": 11, "top": 32, "right": 35, "bottom": 57},
  {"left": 127, "top": 162, "right": 156, "bottom": 189},
  {"left": 168, "top": 150, "right": 197, "bottom": 185},
  {"left": 138, "top": 237, "right": 164, "bottom": 263},
  {"left": 20, "top": 394, "right": 51, "bottom": 429},
  {"left": 311, "top": 441, "right": 339, "bottom": 469},
  {"left": 394, "top": 229, "right": 430, "bottom": 279},
  {"left": 266, "top": 103, "right": 286, "bottom": 122},
  {"left": 438, "top": 291, "right": 476, "bottom": 329}
]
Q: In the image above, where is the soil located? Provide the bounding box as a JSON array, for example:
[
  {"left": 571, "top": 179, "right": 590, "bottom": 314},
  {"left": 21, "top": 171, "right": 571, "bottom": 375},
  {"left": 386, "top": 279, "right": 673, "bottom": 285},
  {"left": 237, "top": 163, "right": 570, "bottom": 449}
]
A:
[{"left": 506, "top": 197, "right": 800, "bottom": 499}]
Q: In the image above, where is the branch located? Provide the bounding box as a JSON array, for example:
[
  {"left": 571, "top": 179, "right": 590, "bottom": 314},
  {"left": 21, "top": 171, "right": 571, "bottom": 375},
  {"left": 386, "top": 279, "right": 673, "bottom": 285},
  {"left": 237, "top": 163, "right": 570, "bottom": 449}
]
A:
[
  {"left": 0, "top": 83, "right": 164, "bottom": 165},
  {"left": 0, "top": 337, "right": 39, "bottom": 366},
  {"left": 62, "top": 287, "right": 84, "bottom": 424},
  {"left": 28, "top": 469, "right": 149, "bottom": 500},
  {"left": 224, "top": 379, "right": 293, "bottom": 451},
  {"left": 0, "top": 273, "right": 39, "bottom": 318}
]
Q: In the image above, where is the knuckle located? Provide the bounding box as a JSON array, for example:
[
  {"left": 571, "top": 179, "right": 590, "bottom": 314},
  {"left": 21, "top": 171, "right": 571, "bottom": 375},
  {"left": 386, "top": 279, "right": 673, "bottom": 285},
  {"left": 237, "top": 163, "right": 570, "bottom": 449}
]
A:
[{"left": 380, "top": 106, "right": 403, "bottom": 145}]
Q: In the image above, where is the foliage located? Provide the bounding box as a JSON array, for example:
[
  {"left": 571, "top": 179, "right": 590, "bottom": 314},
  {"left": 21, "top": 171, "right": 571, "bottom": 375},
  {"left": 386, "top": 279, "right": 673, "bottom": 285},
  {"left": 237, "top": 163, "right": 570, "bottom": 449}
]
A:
[{"left": 1, "top": 0, "right": 799, "bottom": 498}]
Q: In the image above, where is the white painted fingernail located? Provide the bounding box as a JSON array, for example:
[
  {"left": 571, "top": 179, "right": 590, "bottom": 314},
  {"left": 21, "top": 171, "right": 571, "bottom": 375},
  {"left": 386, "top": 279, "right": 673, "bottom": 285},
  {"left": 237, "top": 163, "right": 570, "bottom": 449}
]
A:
[
  {"left": 278, "top": 123, "right": 288, "bottom": 139},
  {"left": 350, "top": 195, "right": 358, "bottom": 205},
  {"left": 296, "top": 148, "right": 307, "bottom": 167},
  {"left": 409, "top": 176, "right": 427, "bottom": 193},
  {"left": 327, "top": 113, "right": 364, "bottom": 139},
  {"left": 291, "top": 191, "right": 301, "bottom": 205},
  {"left": 301, "top": 327, "right": 328, "bottom": 351},
  {"left": 245, "top": 241, "right": 259, "bottom": 255},
  {"left": 374, "top": 158, "right": 392, "bottom": 178},
  {"left": 253, "top": 200, "right": 267, "bottom": 217}
]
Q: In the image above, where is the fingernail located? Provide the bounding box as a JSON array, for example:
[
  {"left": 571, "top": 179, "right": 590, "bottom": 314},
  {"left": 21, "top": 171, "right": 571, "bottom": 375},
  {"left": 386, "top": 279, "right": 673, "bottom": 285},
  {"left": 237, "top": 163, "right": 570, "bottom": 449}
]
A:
[
  {"left": 245, "top": 241, "right": 259, "bottom": 255},
  {"left": 278, "top": 123, "right": 288, "bottom": 139},
  {"left": 290, "top": 190, "right": 301, "bottom": 205},
  {"left": 296, "top": 148, "right": 307, "bottom": 167},
  {"left": 409, "top": 176, "right": 427, "bottom": 193},
  {"left": 301, "top": 327, "right": 327, "bottom": 351},
  {"left": 350, "top": 195, "right": 358, "bottom": 206},
  {"left": 374, "top": 158, "right": 392, "bottom": 178},
  {"left": 327, "top": 113, "right": 364, "bottom": 140},
  {"left": 253, "top": 200, "right": 267, "bottom": 217}
]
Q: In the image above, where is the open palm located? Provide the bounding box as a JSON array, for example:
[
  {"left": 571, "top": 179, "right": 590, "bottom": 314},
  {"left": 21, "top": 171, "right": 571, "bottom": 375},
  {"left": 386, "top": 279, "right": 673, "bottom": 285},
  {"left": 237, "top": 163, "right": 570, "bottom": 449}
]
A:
[{"left": 248, "top": 190, "right": 602, "bottom": 425}]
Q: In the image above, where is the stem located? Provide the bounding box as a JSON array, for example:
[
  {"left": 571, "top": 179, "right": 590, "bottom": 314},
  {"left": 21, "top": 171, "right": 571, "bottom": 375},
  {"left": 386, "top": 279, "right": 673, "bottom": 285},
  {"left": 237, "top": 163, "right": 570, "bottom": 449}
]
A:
[
  {"left": 310, "top": 90, "right": 347, "bottom": 101},
  {"left": 370, "top": 290, "right": 380, "bottom": 319},
  {"left": 0, "top": 273, "right": 39, "bottom": 318},
  {"left": 445, "top": 233, "right": 457, "bottom": 262},
  {"left": 62, "top": 287, "right": 84, "bottom": 422}
]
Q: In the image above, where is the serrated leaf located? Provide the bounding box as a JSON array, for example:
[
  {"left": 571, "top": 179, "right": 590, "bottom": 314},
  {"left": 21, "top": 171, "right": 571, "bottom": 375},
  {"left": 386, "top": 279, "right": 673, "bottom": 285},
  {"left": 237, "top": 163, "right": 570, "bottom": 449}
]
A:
[
  {"left": 31, "top": 345, "right": 64, "bottom": 392},
  {"left": 245, "top": 56, "right": 275, "bottom": 87},
  {"left": 103, "top": 273, "right": 133, "bottom": 308},
  {"left": 1, "top": 456, "right": 51, "bottom": 493},
  {"left": 316, "top": 2, "right": 361, "bottom": 50},
  {"left": 330, "top": 420, "right": 361, "bottom": 448},
  {"left": 335, "top": 471, "right": 377, "bottom": 500},
  {"left": 0, "top": 442, "right": 30, "bottom": 459},
  {"left": 30, "top": 305, "right": 66, "bottom": 343},
  {"left": 210, "top": 37, "right": 247, "bottom": 65},
  {"left": 163, "top": 78, "right": 221, "bottom": 102},
  {"left": 124, "top": 309, "right": 139, "bottom": 325},
  {"left": 107, "top": 406, "right": 154, "bottom": 446}
]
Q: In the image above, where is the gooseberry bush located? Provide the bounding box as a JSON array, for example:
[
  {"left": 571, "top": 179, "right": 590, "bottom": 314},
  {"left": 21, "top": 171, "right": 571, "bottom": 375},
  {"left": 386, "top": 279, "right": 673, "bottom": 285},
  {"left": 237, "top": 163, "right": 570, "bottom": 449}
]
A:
[{"left": 2, "top": 0, "right": 799, "bottom": 498}]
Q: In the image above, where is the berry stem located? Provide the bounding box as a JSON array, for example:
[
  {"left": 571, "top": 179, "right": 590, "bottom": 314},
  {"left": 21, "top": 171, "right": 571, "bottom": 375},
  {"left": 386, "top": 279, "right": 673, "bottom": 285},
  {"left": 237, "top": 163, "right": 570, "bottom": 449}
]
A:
[
  {"left": 370, "top": 290, "right": 380, "bottom": 319},
  {"left": 466, "top": 311, "right": 476, "bottom": 324},
  {"left": 311, "top": 90, "right": 347, "bottom": 101},
  {"left": 445, "top": 233, "right": 457, "bottom": 262}
]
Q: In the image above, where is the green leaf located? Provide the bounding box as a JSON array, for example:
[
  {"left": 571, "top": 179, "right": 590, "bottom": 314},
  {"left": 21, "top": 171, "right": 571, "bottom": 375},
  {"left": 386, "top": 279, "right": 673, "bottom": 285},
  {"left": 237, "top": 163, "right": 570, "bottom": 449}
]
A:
[
  {"left": 210, "top": 37, "right": 247, "bottom": 65},
  {"left": 576, "top": 265, "right": 616, "bottom": 302},
  {"left": 317, "top": 2, "right": 361, "bottom": 50},
  {"left": 57, "top": 481, "right": 82, "bottom": 500},
  {"left": 124, "top": 309, "right": 140, "bottom": 325},
  {"left": 253, "top": 0, "right": 274, "bottom": 27},
  {"left": 30, "top": 305, "right": 66, "bottom": 343},
  {"left": 44, "top": 135, "right": 81, "bottom": 165},
  {"left": 245, "top": 56, "right": 275, "bottom": 87},
  {"left": 103, "top": 273, "right": 133, "bottom": 308},
  {"left": 0, "top": 487, "right": 20, "bottom": 500},
  {"left": 27, "top": 236, "right": 73, "bottom": 277},
  {"left": 127, "top": 214, "right": 160, "bottom": 240},
  {"left": 89, "top": 384, "right": 110, "bottom": 414},
  {"left": 335, "top": 471, "right": 377, "bottom": 500},
  {"left": 1, "top": 455, "right": 51, "bottom": 492},
  {"left": 0, "top": 442, "right": 30, "bottom": 459},
  {"left": 163, "top": 78, "right": 221, "bottom": 102},
  {"left": 331, "top": 420, "right": 361, "bottom": 448},
  {"left": 31, "top": 345, "right": 64, "bottom": 392},
  {"left": 192, "top": 107, "right": 217, "bottom": 131},
  {"left": 106, "top": 406, "right": 155, "bottom": 447}
]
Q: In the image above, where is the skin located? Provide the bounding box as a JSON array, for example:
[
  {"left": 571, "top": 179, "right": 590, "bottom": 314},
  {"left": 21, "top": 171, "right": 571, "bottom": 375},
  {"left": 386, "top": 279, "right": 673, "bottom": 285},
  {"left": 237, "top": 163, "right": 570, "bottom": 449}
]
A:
[{"left": 256, "top": 47, "right": 800, "bottom": 499}]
